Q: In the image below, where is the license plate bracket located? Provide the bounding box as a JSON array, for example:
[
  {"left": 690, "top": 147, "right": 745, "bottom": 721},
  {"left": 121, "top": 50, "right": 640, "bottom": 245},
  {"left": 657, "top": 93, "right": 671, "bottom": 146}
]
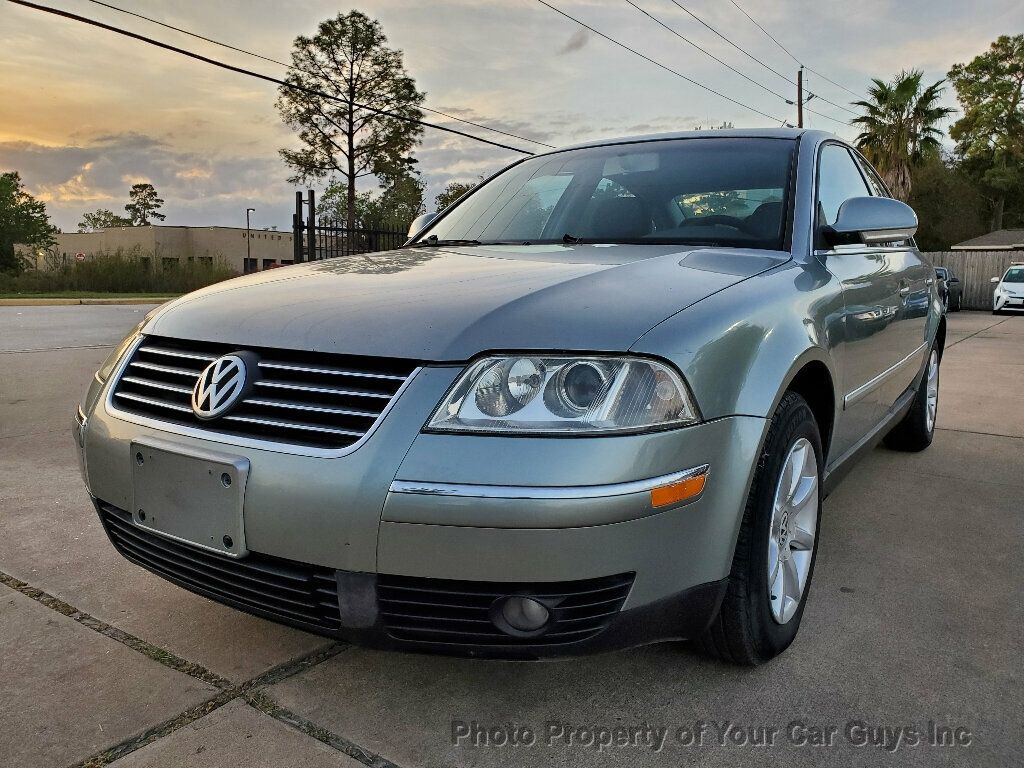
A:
[{"left": 130, "top": 437, "right": 249, "bottom": 558}]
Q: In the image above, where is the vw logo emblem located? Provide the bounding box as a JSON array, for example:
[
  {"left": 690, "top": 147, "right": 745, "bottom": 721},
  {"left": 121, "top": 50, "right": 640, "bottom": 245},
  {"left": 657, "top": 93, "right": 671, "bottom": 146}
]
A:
[{"left": 192, "top": 354, "right": 249, "bottom": 420}]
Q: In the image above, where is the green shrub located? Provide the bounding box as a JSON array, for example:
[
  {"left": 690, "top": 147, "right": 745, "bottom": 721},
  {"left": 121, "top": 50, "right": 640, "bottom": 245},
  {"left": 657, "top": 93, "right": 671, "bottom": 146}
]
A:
[{"left": 0, "top": 246, "right": 238, "bottom": 295}]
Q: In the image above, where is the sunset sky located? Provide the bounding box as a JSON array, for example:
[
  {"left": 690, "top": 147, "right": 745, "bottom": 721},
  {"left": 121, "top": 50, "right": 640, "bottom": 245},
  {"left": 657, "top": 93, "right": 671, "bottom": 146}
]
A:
[{"left": 1, "top": 0, "right": 1020, "bottom": 232}]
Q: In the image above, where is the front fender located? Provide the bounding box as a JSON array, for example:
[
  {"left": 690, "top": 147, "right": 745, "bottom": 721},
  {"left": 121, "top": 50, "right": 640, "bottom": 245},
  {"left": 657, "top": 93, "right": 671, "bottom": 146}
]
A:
[{"left": 630, "top": 258, "right": 843, "bottom": 422}]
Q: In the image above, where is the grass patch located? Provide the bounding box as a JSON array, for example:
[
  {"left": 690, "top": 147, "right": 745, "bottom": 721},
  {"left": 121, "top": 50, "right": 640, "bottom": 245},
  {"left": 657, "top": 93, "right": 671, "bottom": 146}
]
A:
[
  {"left": 3, "top": 246, "right": 237, "bottom": 294},
  {"left": 0, "top": 291, "right": 180, "bottom": 299}
]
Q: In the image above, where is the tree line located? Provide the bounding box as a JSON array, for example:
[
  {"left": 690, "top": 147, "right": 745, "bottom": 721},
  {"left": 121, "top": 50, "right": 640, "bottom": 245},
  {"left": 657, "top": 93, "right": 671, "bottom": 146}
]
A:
[
  {"left": 2, "top": 13, "right": 1022, "bottom": 273},
  {"left": 852, "top": 35, "right": 1024, "bottom": 249}
]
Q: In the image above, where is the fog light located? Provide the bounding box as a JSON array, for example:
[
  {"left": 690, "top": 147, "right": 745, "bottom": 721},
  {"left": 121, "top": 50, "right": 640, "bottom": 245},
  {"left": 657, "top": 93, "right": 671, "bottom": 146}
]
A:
[{"left": 497, "top": 596, "right": 550, "bottom": 633}]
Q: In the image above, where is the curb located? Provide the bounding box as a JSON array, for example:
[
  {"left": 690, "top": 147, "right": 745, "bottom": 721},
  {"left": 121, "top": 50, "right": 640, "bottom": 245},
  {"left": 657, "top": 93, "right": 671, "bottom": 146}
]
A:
[{"left": 0, "top": 297, "right": 176, "bottom": 307}]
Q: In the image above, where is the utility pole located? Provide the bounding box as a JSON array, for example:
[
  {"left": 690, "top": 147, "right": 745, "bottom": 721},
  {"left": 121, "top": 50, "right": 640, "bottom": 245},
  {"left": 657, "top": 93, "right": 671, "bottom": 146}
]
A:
[
  {"left": 796, "top": 67, "right": 804, "bottom": 128},
  {"left": 245, "top": 207, "right": 255, "bottom": 272}
]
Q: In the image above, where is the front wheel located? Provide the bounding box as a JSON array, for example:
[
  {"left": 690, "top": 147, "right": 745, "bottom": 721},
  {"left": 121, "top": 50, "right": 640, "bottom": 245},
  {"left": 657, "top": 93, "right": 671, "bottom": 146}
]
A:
[
  {"left": 883, "top": 346, "right": 939, "bottom": 452},
  {"left": 698, "top": 392, "right": 823, "bottom": 665}
]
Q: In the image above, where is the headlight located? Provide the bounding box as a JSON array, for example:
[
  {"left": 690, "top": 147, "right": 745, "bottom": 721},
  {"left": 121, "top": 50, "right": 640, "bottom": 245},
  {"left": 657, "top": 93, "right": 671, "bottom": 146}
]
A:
[{"left": 427, "top": 355, "right": 700, "bottom": 434}]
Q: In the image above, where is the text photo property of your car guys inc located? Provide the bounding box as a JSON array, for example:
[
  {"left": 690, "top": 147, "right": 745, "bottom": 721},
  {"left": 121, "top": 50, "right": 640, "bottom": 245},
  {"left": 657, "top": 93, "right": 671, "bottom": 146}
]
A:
[{"left": 450, "top": 719, "right": 974, "bottom": 753}]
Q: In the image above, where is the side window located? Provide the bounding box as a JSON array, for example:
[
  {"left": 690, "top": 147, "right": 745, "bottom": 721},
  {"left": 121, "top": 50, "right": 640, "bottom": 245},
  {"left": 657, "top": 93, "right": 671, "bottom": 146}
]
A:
[
  {"left": 853, "top": 153, "right": 889, "bottom": 198},
  {"left": 817, "top": 144, "right": 870, "bottom": 227}
]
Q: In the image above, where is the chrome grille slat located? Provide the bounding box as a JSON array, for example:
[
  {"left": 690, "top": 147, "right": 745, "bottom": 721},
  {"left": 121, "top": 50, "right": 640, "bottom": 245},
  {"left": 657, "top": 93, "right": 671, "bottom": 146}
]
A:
[
  {"left": 254, "top": 380, "right": 394, "bottom": 400},
  {"left": 258, "top": 361, "right": 407, "bottom": 381},
  {"left": 129, "top": 361, "right": 199, "bottom": 378},
  {"left": 221, "top": 414, "right": 364, "bottom": 437},
  {"left": 120, "top": 376, "right": 193, "bottom": 395},
  {"left": 110, "top": 336, "right": 418, "bottom": 450},
  {"left": 139, "top": 346, "right": 218, "bottom": 363},
  {"left": 243, "top": 398, "right": 378, "bottom": 419},
  {"left": 115, "top": 391, "right": 193, "bottom": 413}
]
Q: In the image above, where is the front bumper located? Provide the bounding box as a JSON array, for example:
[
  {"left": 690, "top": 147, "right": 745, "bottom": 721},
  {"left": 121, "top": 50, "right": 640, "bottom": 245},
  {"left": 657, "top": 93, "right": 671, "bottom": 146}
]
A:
[
  {"left": 79, "top": 364, "right": 767, "bottom": 657},
  {"left": 994, "top": 293, "right": 1024, "bottom": 311},
  {"left": 94, "top": 498, "right": 727, "bottom": 658}
]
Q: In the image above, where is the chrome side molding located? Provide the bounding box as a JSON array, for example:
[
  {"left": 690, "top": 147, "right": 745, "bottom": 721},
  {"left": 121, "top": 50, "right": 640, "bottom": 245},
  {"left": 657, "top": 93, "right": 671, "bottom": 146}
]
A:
[{"left": 389, "top": 464, "right": 710, "bottom": 501}]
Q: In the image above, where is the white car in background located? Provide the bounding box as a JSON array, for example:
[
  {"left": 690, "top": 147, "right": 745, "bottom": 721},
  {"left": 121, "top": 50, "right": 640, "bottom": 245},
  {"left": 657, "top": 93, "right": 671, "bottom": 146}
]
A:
[{"left": 992, "top": 264, "right": 1024, "bottom": 314}]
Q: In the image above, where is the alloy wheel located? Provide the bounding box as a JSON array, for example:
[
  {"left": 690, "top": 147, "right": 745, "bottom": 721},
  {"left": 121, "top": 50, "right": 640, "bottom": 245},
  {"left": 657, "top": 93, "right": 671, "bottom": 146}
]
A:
[
  {"left": 925, "top": 349, "right": 939, "bottom": 433},
  {"left": 767, "top": 437, "right": 819, "bottom": 624}
]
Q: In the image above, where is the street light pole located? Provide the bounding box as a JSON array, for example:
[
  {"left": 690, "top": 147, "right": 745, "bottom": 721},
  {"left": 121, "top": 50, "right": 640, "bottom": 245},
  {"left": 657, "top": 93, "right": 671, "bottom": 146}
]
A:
[{"left": 246, "top": 207, "right": 255, "bottom": 272}]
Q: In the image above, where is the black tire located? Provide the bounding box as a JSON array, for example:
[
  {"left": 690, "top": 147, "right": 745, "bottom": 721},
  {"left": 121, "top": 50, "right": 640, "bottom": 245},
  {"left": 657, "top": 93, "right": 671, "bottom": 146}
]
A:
[
  {"left": 698, "top": 392, "right": 823, "bottom": 665},
  {"left": 883, "top": 344, "right": 939, "bottom": 452},
  {"left": 951, "top": 294, "right": 962, "bottom": 312}
]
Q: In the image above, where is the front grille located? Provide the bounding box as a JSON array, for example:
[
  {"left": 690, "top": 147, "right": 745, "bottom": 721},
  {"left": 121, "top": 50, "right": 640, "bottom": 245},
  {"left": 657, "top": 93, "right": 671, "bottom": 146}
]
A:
[
  {"left": 111, "top": 335, "right": 418, "bottom": 449},
  {"left": 377, "top": 573, "right": 634, "bottom": 646},
  {"left": 98, "top": 502, "right": 342, "bottom": 631}
]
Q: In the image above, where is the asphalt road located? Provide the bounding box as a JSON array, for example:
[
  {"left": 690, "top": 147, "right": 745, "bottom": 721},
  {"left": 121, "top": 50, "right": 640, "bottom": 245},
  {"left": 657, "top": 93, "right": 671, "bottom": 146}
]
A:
[{"left": 0, "top": 306, "right": 1021, "bottom": 767}]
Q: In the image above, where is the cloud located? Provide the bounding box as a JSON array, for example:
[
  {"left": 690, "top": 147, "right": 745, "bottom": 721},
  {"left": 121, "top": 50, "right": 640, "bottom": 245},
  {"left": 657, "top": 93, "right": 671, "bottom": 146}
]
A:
[
  {"left": 0, "top": 133, "right": 295, "bottom": 231},
  {"left": 176, "top": 167, "right": 213, "bottom": 180},
  {"left": 34, "top": 162, "right": 111, "bottom": 203},
  {"left": 558, "top": 29, "right": 590, "bottom": 55}
]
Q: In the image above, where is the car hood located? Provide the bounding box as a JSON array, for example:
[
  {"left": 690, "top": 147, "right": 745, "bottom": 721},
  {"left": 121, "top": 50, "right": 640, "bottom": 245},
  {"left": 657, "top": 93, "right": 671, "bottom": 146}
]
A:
[{"left": 146, "top": 244, "right": 787, "bottom": 361}]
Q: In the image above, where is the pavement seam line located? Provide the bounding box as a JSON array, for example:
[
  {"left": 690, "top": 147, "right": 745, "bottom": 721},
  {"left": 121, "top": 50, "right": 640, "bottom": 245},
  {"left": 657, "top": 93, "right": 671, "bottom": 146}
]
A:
[
  {"left": 944, "top": 316, "right": 1009, "bottom": 350},
  {"left": 0, "top": 569, "right": 232, "bottom": 690},
  {"left": 245, "top": 691, "right": 404, "bottom": 768},
  {"left": 936, "top": 426, "right": 1024, "bottom": 441},
  {"left": 0, "top": 568, "right": 382, "bottom": 768},
  {"left": 1, "top": 343, "right": 116, "bottom": 354},
  {"left": 63, "top": 643, "right": 350, "bottom": 767}
]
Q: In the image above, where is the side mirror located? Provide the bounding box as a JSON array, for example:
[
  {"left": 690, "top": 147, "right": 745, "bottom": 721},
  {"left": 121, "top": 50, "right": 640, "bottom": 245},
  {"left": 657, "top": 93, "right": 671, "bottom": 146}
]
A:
[
  {"left": 948, "top": 276, "right": 960, "bottom": 283},
  {"left": 407, "top": 212, "right": 438, "bottom": 239},
  {"left": 991, "top": 277, "right": 1000, "bottom": 284},
  {"left": 822, "top": 197, "right": 918, "bottom": 247}
]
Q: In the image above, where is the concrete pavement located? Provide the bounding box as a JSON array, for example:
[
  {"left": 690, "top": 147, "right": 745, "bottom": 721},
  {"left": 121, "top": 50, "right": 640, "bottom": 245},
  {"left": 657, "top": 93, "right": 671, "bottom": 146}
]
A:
[{"left": 0, "top": 306, "right": 1020, "bottom": 767}]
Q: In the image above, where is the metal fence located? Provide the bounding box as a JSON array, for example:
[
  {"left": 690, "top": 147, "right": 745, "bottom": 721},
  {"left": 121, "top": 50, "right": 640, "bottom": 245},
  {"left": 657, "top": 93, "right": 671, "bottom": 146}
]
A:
[
  {"left": 922, "top": 251, "right": 1023, "bottom": 311},
  {"left": 297, "top": 218, "right": 409, "bottom": 262},
  {"left": 292, "top": 190, "right": 410, "bottom": 262}
]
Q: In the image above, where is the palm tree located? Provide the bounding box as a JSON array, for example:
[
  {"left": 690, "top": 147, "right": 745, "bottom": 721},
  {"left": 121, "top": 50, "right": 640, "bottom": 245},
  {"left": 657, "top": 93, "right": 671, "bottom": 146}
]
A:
[{"left": 851, "top": 70, "right": 954, "bottom": 201}]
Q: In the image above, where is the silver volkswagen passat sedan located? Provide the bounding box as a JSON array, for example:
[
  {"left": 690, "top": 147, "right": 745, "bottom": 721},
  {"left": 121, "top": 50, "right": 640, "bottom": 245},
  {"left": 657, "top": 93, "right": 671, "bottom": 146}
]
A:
[{"left": 74, "top": 129, "right": 944, "bottom": 664}]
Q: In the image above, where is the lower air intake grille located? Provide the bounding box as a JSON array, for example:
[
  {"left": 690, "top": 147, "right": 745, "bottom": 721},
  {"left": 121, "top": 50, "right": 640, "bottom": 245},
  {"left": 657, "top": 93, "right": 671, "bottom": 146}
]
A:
[
  {"left": 377, "top": 573, "right": 634, "bottom": 646},
  {"left": 110, "top": 335, "right": 418, "bottom": 450},
  {"left": 98, "top": 502, "right": 342, "bottom": 631}
]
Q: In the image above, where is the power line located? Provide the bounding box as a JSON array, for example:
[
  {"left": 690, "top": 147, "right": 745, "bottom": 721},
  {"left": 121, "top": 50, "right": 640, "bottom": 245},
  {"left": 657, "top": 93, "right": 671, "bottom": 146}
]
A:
[
  {"left": 666, "top": 0, "right": 796, "bottom": 86},
  {"left": 622, "top": 0, "right": 792, "bottom": 103},
  {"left": 661, "top": 0, "right": 859, "bottom": 117},
  {"left": 623, "top": 0, "right": 849, "bottom": 127},
  {"left": 803, "top": 65, "right": 862, "bottom": 101},
  {"left": 83, "top": 0, "right": 556, "bottom": 150},
  {"left": 726, "top": 0, "right": 862, "bottom": 100},
  {"left": 534, "top": 0, "right": 786, "bottom": 124},
  {"left": 5, "top": 0, "right": 536, "bottom": 155}
]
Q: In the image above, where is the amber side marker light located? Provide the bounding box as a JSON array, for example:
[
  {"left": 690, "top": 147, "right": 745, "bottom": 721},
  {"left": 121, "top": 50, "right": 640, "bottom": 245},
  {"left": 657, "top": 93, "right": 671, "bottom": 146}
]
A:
[{"left": 651, "top": 472, "right": 707, "bottom": 508}]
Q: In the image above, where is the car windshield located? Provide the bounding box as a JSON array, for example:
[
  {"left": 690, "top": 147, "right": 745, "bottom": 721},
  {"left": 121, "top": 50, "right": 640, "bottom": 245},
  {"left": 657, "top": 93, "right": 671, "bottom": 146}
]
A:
[
  {"left": 417, "top": 138, "right": 795, "bottom": 251},
  {"left": 1003, "top": 267, "right": 1024, "bottom": 283},
  {"left": 935, "top": 268, "right": 948, "bottom": 279}
]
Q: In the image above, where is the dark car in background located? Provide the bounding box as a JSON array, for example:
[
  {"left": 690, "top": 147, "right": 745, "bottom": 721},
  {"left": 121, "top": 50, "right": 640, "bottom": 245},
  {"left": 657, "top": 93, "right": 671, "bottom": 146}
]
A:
[{"left": 935, "top": 266, "right": 962, "bottom": 312}]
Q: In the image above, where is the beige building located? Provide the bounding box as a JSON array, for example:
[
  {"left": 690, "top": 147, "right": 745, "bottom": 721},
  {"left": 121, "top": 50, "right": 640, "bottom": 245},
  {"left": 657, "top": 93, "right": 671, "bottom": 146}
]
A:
[{"left": 24, "top": 225, "right": 296, "bottom": 274}]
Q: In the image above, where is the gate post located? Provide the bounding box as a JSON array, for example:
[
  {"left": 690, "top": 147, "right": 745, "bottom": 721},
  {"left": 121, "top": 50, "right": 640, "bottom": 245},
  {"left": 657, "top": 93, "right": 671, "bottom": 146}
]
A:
[
  {"left": 306, "top": 189, "right": 316, "bottom": 262},
  {"left": 292, "top": 191, "right": 303, "bottom": 263}
]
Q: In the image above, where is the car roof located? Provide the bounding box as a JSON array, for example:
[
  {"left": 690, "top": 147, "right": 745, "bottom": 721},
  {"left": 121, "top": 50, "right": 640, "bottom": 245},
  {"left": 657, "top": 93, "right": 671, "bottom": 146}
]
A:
[{"left": 549, "top": 128, "right": 837, "bottom": 154}]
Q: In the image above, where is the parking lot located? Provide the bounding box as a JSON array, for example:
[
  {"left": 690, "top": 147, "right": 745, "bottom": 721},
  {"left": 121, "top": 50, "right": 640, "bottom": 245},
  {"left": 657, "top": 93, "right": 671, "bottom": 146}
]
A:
[{"left": 1, "top": 304, "right": 1021, "bottom": 767}]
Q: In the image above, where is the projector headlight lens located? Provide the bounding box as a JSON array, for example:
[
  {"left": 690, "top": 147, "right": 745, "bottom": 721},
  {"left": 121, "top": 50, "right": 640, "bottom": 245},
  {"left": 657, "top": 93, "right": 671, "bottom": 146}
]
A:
[{"left": 428, "top": 355, "right": 700, "bottom": 434}]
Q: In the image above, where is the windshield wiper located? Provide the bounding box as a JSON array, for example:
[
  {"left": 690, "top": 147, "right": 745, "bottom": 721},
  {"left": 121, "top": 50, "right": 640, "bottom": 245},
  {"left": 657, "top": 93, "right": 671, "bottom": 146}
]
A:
[
  {"left": 411, "top": 236, "right": 483, "bottom": 247},
  {"left": 562, "top": 233, "right": 582, "bottom": 244}
]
